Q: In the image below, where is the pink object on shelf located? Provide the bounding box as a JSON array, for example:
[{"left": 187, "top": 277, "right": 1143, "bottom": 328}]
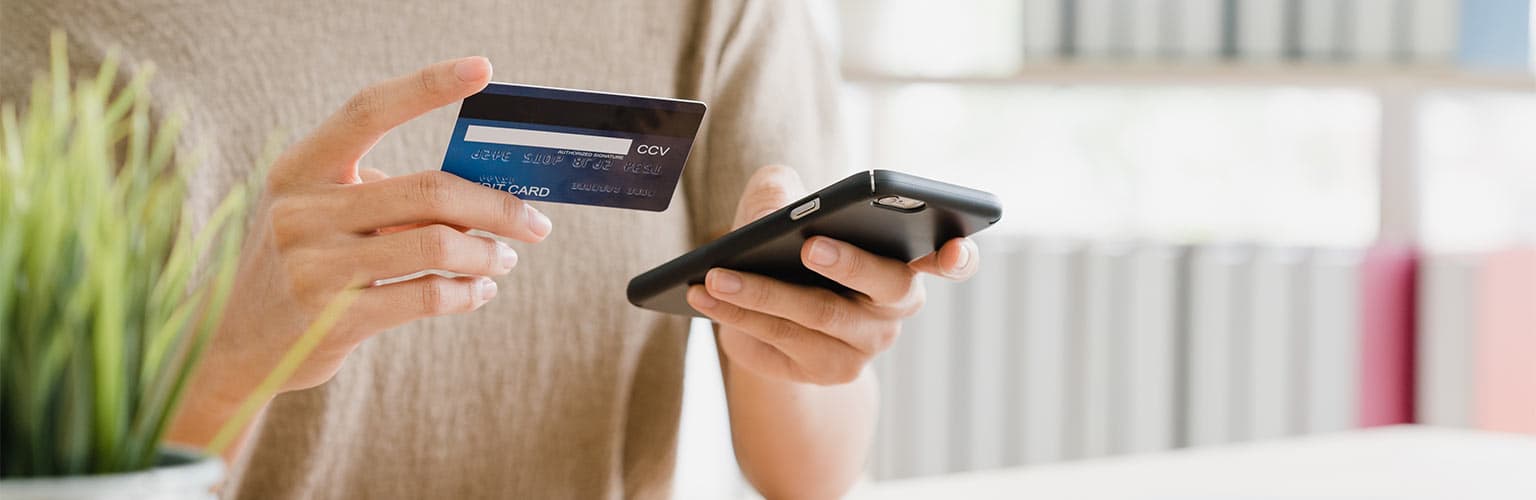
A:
[
  {"left": 1358, "top": 244, "right": 1418, "bottom": 427},
  {"left": 1474, "top": 248, "right": 1536, "bottom": 435}
]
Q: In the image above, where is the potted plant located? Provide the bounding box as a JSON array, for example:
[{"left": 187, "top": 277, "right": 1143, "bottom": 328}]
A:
[{"left": 0, "top": 34, "right": 350, "bottom": 499}]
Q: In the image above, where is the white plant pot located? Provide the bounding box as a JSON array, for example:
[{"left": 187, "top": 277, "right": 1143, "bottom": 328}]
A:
[{"left": 0, "top": 448, "right": 223, "bottom": 500}]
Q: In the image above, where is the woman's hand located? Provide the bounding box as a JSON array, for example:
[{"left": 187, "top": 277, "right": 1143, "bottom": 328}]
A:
[
  {"left": 689, "top": 166, "right": 979, "bottom": 385},
  {"left": 170, "top": 57, "right": 552, "bottom": 449}
]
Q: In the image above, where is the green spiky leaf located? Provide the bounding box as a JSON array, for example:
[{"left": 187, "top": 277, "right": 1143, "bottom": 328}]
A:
[{"left": 0, "top": 32, "right": 259, "bottom": 477}]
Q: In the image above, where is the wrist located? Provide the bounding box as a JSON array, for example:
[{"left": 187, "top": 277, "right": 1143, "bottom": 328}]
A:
[{"left": 164, "top": 330, "right": 271, "bottom": 448}]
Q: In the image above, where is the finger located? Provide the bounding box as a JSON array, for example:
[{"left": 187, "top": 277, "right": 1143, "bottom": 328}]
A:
[
  {"left": 732, "top": 165, "right": 807, "bottom": 229},
  {"left": 351, "top": 169, "right": 470, "bottom": 235},
  {"left": 358, "top": 167, "right": 391, "bottom": 182},
  {"left": 909, "top": 237, "right": 980, "bottom": 281},
  {"left": 276, "top": 57, "right": 493, "bottom": 184},
  {"left": 325, "top": 224, "right": 516, "bottom": 283},
  {"left": 690, "top": 286, "right": 868, "bottom": 385},
  {"left": 373, "top": 221, "right": 470, "bottom": 236},
  {"left": 703, "top": 268, "right": 897, "bottom": 354},
  {"left": 349, "top": 275, "right": 497, "bottom": 332},
  {"left": 801, "top": 236, "right": 921, "bottom": 307},
  {"left": 713, "top": 327, "right": 804, "bottom": 383},
  {"left": 337, "top": 170, "right": 551, "bottom": 242}
]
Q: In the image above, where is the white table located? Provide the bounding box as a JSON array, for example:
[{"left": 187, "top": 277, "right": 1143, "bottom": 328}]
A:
[{"left": 849, "top": 426, "right": 1536, "bottom": 500}]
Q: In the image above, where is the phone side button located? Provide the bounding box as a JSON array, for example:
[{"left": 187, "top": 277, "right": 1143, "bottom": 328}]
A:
[{"left": 790, "top": 197, "right": 821, "bottom": 220}]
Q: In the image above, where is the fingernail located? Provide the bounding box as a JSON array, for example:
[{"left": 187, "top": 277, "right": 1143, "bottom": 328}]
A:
[
  {"left": 690, "top": 287, "right": 718, "bottom": 309},
  {"left": 952, "top": 241, "right": 974, "bottom": 273},
  {"left": 808, "top": 239, "right": 839, "bottom": 267},
  {"left": 496, "top": 241, "right": 518, "bottom": 272},
  {"left": 709, "top": 269, "right": 743, "bottom": 294},
  {"left": 475, "top": 277, "right": 498, "bottom": 303},
  {"left": 525, "top": 204, "right": 552, "bottom": 238},
  {"left": 454, "top": 57, "right": 490, "bottom": 82}
]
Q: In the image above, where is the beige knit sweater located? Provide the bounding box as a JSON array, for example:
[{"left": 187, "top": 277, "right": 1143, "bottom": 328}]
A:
[{"left": 0, "top": 1, "right": 842, "bottom": 497}]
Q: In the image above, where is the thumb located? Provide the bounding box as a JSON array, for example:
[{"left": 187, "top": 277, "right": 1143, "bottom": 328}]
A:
[
  {"left": 358, "top": 167, "right": 391, "bottom": 183},
  {"left": 272, "top": 56, "right": 492, "bottom": 187},
  {"left": 732, "top": 165, "right": 807, "bottom": 229}
]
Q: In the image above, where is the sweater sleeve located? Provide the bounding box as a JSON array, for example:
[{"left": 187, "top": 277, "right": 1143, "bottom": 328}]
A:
[{"left": 681, "top": 0, "right": 846, "bottom": 245}]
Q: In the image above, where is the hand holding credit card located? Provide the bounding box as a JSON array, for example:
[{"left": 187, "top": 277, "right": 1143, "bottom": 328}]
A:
[{"left": 440, "top": 83, "right": 707, "bottom": 211}]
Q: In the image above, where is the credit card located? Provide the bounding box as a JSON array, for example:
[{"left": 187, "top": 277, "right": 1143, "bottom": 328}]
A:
[{"left": 440, "top": 83, "right": 706, "bottom": 211}]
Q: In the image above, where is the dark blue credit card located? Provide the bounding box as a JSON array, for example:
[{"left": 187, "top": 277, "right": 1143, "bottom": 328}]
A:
[{"left": 440, "top": 83, "right": 706, "bottom": 211}]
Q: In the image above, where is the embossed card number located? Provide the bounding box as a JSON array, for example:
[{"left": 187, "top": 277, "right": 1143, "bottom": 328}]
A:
[{"left": 439, "top": 83, "right": 706, "bottom": 212}]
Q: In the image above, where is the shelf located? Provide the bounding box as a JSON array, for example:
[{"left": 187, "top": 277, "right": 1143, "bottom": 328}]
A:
[{"left": 842, "top": 64, "right": 1536, "bottom": 92}]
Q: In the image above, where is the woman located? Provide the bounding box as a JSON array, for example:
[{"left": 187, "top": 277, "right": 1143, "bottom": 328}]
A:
[{"left": 0, "top": 1, "right": 979, "bottom": 497}]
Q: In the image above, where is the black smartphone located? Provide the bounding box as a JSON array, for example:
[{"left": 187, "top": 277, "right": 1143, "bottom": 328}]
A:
[{"left": 627, "top": 170, "right": 1003, "bottom": 316}]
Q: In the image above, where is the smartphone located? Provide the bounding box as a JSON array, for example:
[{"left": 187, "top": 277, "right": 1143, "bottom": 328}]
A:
[{"left": 627, "top": 170, "right": 1003, "bottom": 317}]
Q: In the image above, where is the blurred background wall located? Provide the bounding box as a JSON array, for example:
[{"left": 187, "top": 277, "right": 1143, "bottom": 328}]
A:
[{"left": 674, "top": 1, "right": 1535, "bottom": 497}]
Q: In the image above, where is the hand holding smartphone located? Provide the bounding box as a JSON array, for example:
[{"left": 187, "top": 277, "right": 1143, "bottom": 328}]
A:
[{"left": 628, "top": 170, "right": 1003, "bottom": 317}]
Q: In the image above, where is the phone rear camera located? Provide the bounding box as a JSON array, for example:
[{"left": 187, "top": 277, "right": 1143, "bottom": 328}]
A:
[{"left": 874, "top": 195, "right": 926, "bottom": 211}]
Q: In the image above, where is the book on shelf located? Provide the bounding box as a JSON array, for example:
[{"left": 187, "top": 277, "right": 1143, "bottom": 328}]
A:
[
  {"left": 1351, "top": 0, "right": 1401, "bottom": 63},
  {"left": 1122, "top": 244, "right": 1183, "bottom": 453},
  {"left": 1410, "top": 0, "right": 1461, "bottom": 65},
  {"left": 957, "top": 239, "right": 1015, "bottom": 471},
  {"left": 890, "top": 274, "right": 962, "bottom": 476},
  {"left": 1457, "top": 0, "right": 1533, "bottom": 70},
  {"left": 1128, "top": 0, "right": 1167, "bottom": 60},
  {"left": 1357, "top": 244, "right": 1417, "bottom": 427},
  {"left": 1023, "top": 0, "right": 1064, "bottom": 62},
  {"left": 1015, "top": 240, "right": 1081, "bottom": 464},
  {"left": 1076, "top": 0, "right": 1120, "bottom": 61},
  {"left": 1245, "top": 247, "right": 1306, "bottom": 440},
  {"left": 1474, "top": 249, "right": 1536, "bottom": 434},
  {"left": 1416, "top": 252, "right": 1483, "bottom": 428},
  {"left": 1076, "top": 242, "right": 1133, "bottom": 457},
  {"left": 1299, "top": 0, "right": 1344, "bottom": 61},
  {"left": 1178, "top": 0, "right": 1226, "bottom": 60},
  {"left": 1184, "top": 245, "right": 1252, "bottom": 446},
  {"left": 845, "top": 0, "right": 1536, "bottom": 77},
  {"left": 1301, "top": 248, "right": 1364, "bottom": 434},
  {"left": 1237, "top": 0, "right": 1287, "bottom": 61}
]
